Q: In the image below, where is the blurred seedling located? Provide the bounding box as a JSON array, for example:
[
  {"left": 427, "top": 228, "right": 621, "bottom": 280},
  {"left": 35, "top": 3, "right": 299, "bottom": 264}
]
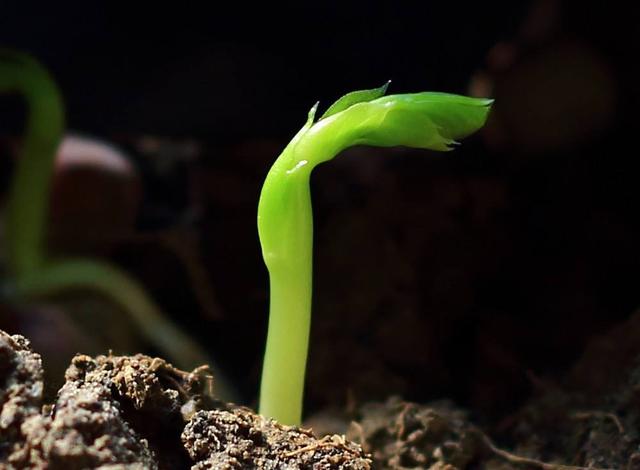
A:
[{"left": 0, "top": 49, "right": 235, "bottom": 400}]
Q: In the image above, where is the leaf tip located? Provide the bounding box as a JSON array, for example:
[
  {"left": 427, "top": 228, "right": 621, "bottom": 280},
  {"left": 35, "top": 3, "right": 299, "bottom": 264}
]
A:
[{"left": 307, "top": 101, "right": 319, "bottom": 124}]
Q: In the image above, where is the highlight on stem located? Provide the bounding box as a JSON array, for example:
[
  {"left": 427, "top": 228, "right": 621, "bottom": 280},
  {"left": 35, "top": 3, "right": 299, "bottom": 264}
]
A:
[{"left": 257, "top": 82, "right": 492, "bottom": 425}]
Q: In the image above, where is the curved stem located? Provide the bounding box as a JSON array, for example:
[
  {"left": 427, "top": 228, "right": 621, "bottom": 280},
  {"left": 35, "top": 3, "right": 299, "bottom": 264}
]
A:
[
  {"left": 0, "top": 50, "right": 64, "bottom": 277},
  {"left": 258, "top": 172, "right": 314, "bottom": 424},
  {"left": 258, "top": 91, "right": 492, "bottom": 424}
]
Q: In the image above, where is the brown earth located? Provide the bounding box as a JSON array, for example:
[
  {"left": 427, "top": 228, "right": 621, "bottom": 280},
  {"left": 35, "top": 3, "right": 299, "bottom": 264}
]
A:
[
  {"left": 0, "top": 329, "right": 370, "bottom": 469},
  {"left": 3, "top": 310, "right": 640, "bottom": 469}
]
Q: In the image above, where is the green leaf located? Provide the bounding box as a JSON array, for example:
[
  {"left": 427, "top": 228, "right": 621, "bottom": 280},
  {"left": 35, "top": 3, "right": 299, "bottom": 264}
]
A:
[
  {"left": 356, "top": 92, "right": 494, "bottom": 151},
  {"left": 319, "top": 81, "right": 390, "bottom": 120}
]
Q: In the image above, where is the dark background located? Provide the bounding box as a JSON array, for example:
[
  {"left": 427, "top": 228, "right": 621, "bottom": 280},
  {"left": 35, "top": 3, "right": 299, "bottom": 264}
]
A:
[
  {"left": 1, "top": 2, "right": 526, "bottom": 138},
  {"left": 2, "top": 0, "right": 639, "bottom": 419}
]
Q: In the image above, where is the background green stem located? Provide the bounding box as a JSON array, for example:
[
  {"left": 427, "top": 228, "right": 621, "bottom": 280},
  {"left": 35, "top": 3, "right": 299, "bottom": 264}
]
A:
[
  {"left": 0, "top": 51, "right": 64, "bottom": 277},
  {"left": 11, "top": 258, "right": 237, "bottom": 400},
  {"left": 1, "top": 51, "right": 238, "bottom": 402}
]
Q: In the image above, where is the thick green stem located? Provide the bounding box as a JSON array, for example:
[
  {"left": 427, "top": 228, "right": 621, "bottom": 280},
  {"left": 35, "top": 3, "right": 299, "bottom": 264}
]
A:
[
  {"left": 259, "top": 171, "right": 313, "bottom": 424},
  {"left": 260, "top": 268, "right": 312, "bottom": 424},
  {"left": 258, "top": 109, "right": 360, "bottom": 424}
]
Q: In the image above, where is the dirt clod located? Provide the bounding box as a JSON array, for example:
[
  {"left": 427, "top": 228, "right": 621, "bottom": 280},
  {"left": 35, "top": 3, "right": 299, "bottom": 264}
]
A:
[
  {"left": 1, "top": 329, "right": 371, "bottom": 469},
  {"left": 347, "top": 397, "right": 481, "bottom": 470},
  {"left": 0, "top": 332, "right": 44, "bottom": 467},
  {"left": 183, "top": 408, "right": 371, "bottom": 469}
]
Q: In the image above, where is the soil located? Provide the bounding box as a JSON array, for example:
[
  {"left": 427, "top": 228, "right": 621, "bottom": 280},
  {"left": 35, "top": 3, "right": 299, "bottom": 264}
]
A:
[
  {"left": 339, "top": 315, "right": 640, "bottom": 469},
  {"left": 0, "top": 329, "right": 370, "bottom": 469},
  {"left": 3, "top": 308, "right": 640, "bottom": 469}
]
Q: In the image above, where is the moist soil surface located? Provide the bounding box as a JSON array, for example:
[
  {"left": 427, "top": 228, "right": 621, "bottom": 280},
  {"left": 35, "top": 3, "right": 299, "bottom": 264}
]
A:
[{"left": 2, "top": 313, "right": 640, "bottom": 469}]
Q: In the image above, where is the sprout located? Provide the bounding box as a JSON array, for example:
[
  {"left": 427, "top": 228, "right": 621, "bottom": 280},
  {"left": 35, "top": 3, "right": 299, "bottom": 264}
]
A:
[
  {"left": 0, "top": 50, "right": 237, "bottom": 400},
  {"left": 258, "top": 84, "right": 492, "bottom": 425}
]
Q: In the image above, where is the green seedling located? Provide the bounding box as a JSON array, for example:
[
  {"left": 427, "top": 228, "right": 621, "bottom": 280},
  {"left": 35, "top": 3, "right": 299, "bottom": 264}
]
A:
[
  {"left": 0, "top": 50, "right": 236, "bottom": 400},
  {"left": 258, "top": 82, "right": 492, "bottom": 425}
]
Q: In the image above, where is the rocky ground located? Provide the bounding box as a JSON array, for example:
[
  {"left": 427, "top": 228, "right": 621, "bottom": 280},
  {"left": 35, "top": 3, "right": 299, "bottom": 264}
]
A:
[{"left": 3, "top": 312, "right": 640, "bottom": 469}]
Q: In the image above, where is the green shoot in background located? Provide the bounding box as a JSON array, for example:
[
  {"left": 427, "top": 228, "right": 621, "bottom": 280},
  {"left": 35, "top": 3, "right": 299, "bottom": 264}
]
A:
[
  {"left": 258, "top": 83, "right": 492, "bottom": 425},
  {"left": 0, "top": 50, "right": 236, "bottom": 401}
]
